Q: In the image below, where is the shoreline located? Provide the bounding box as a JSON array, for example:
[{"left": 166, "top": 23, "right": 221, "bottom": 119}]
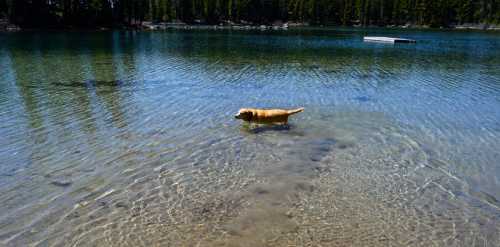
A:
[{"left": 2, "top": 21, "right": 500, "bottom": 33}]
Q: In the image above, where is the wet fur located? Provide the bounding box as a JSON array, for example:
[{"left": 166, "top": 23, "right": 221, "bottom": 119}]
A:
[{"left": 235, "top": 108, "right": 304, "bottom": 125}]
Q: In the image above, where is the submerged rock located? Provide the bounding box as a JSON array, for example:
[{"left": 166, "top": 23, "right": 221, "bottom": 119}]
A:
[
  {"left": 53, "top": 80, "right": 124, "bottom": 88},
  {"left": 51, "top": 180, "right": 73, "bottom": 187},
  {"left": 353, "top": 96, "right": 371, "bottom": 102},
  {"left": 115, "top": 202, "right": 129, "bottom": 209},
  {"left": 308, "top": 138, "right": 337, "bottom": 162}
]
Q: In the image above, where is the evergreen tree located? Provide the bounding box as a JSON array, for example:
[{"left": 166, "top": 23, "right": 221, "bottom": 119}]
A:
[
  {"left": 0, "top": 0, "right": 7, "bottom": 18},
  {"left": 2, "top": 0, "right": 500, "bottom": 28}
]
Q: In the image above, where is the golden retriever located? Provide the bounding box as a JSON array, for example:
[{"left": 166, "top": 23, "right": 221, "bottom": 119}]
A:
[{"left": 234, "top": 107, "right": 304, "bottom": 124}]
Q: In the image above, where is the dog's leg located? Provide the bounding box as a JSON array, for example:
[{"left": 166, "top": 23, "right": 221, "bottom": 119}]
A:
[{"left": 248, "top": 122, "right": 258, "bottom": 130}]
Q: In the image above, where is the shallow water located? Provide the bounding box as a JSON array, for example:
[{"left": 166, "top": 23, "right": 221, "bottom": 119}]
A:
[{"left": 1, "top": 28, "right": 500, "bottom": 246}]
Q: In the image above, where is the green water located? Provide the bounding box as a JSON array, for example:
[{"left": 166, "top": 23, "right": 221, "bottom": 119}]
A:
[{"left": 1, "top": 28, "right": 500, "bottom": 246}]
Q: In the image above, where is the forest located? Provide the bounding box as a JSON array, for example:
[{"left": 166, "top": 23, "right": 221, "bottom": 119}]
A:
[{"left": 1, "top": 0, "right": 500, "bottom": 28}]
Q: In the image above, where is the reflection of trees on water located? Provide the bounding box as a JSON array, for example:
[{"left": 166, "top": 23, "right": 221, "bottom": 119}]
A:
[
  {"left": 135, "top": 30, "right": 484, "bottom": 88},
  {"left": 7, "top": 32, "right": 140, "bottom": 149},
  {"left": 89, "top": 34, "right": 128, "bottom": 130},
  {"left": 11, "top": 43, "right": 51, "bottom": 143}
]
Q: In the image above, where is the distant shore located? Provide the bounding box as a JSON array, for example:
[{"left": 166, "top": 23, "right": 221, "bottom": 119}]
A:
[
  {"left": 138, "top": 21, "right": 500, "bottom": 32},
  {"left": 2, "top": 19, "right": 500, "bottom": 32}
]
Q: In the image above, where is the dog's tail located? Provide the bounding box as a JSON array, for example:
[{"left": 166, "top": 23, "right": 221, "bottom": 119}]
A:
[{"left": 287, "top": 107, "right": 304, "bottom": 115}]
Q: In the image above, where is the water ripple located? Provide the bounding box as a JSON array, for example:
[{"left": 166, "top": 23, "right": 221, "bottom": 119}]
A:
[{"left": 0, "top": 29, "right": 500, "bottom": 246}]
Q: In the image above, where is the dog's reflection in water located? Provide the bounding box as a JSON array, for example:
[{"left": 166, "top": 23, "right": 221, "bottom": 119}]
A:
[{"left": 240, "top": 123, "right": 292, "bottom": 134}]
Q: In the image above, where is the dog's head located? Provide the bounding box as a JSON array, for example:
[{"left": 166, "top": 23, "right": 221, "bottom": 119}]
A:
[{"left": 234, "top": 108, "right": 253, "bottom": 121}]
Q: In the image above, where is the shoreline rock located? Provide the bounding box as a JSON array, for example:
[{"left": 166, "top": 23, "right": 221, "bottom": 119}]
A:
[
  {"left": 140, "top": 21, "right": 292, "bottom": 31},
  {"left": 454, "top": 23, "right": 500, "bottom": 31},
  {"left": 138, "top": 21, "right": 500, "bottom": 32},
  {"left": 0, "top": 18, "right": 21, "bottom": 32}
]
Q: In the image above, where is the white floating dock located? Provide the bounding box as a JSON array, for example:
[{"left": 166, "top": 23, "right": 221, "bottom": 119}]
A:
[{"left": 364, "top": 36, "right": 416, "bottom": 43}]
